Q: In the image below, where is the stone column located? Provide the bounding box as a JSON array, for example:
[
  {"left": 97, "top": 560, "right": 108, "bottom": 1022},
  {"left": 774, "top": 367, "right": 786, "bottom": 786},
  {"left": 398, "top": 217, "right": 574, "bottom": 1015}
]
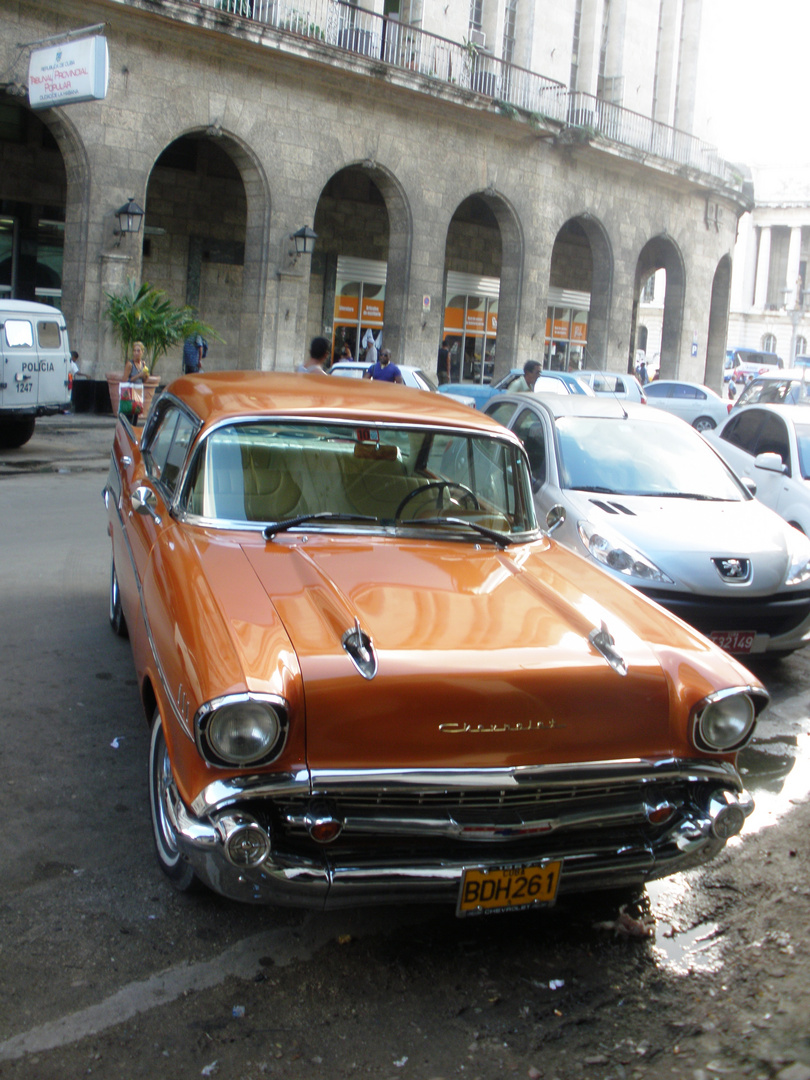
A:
[
  {"left": 786, "top": 225, "right": 803, "bottom": 309},
  {"left": 753, "top": 226, "right": 771, "bottom": 311}
]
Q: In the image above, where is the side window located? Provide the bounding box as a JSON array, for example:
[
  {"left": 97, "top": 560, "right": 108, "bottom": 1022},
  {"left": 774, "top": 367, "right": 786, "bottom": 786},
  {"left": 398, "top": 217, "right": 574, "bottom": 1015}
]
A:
[
  {"left": 672, "top": 384, "right": 701, "bottom": 399},
  {"left": 645, "top": 383, "right": 669, "bottom": 398},
  {"left": 486, "top": 400, "right": 519, "bottom": 426},
  {"left": 755, "top": 413, "right": 791, "bottom": 473},
  {"left": 3, "top": 319, "right": 34, "bottom": 347},
  {"left": 144, "top": 409, "right": 180, "bottom": 484},
  {"left": 161, "top": 413, "right": 197, "bottom": 495},
  {"left": 721, "top": 410, "right": 764, "bottom": 454},
  {"left": 513, "top": 408, "right": 547, "bottom": 485},
  {"left": 37, "top": 321, "right": 61, "bottom": 349}
]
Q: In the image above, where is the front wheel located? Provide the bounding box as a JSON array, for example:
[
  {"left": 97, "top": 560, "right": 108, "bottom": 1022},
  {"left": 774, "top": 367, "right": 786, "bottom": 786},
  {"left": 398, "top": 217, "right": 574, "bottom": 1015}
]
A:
[
  {"left": 692, "top": 416, "right": 716, "bottom": 432},
  {"left": 149, "top": 712, "right": 197, "bottom": 892}
]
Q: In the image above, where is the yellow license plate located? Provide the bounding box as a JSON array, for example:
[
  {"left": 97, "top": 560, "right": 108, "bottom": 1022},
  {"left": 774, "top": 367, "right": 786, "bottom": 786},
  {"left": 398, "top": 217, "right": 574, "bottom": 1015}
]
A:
[{"left": 457, "top": 861, "right": 562, "bottom": 916}]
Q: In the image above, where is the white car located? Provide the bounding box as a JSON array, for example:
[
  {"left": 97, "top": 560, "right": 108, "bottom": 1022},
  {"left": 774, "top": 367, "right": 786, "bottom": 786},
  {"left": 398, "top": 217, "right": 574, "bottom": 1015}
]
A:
[
  {"left": 705, "top": 404, "right": 810, "bottom": 535},
  {"left": 731, "top": 369, "right": 810, "bottom": 409},
  {"left": 484, "top": 392, "right": 810, "bottom": 658},
  {"left": 329, "top": 360, "right": 475, "bottom": 407},
  {"left": 644, "top": 380, "right": 730, "bottom": 431},
  {"left": 574, "top": 370, "right": 647, "bottom": 403}
]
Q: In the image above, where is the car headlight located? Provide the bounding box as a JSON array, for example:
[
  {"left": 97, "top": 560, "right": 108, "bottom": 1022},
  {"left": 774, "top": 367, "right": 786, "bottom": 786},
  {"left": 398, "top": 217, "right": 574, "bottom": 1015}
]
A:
[
  {"left": 578, "top": 521, "right": 674, "bottom": 583},
  {"left": 692, "top": 689, "right": 762, "bottom": 753},
  {"left": 196, "top": 695, "right": 287, "bottom": 767},
  {"left": 785, "top": 528, "right": 810, "bottom": 585}
]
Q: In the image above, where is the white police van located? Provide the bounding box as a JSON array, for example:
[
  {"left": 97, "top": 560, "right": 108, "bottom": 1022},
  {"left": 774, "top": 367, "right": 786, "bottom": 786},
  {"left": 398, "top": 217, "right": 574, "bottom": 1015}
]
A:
[{"left": 0, "top": 300, "right": 71, "bottom": 447}]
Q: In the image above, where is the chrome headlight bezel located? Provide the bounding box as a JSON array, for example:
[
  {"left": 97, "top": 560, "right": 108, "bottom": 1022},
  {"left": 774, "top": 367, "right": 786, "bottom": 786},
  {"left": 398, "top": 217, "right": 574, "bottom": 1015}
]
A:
[
  {"left": 577, "top": 520, "right": 674, "bottom": 583},
  {"left": 195, "top": 693, "right": 288, "bottom": 768},
  {"left": 691, "top": 686, "right": 768, "bottom": 754}
]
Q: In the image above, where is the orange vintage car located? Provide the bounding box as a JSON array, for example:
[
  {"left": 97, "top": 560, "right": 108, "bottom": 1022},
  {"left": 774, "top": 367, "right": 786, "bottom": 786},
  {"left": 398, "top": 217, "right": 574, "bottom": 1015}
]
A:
[{"left": 104, "top": 372, "right": 768, "bottom": 914}]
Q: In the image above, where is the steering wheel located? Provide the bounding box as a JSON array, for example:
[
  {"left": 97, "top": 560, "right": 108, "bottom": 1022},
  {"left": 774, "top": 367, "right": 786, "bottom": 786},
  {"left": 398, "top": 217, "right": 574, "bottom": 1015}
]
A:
[{"left": 395, "top": 481, "right": 480, "bottom": 519}]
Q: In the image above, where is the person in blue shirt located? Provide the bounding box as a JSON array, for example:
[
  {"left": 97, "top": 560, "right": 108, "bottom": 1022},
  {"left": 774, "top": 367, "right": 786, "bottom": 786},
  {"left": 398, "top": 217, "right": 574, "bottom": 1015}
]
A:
[{"left": 363, "top": 349, "right": 403, "bottom": 384}]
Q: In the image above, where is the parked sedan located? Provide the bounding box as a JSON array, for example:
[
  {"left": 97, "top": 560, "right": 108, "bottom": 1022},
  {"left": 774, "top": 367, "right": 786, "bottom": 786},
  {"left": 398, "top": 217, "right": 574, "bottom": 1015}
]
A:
[
  {"left": 105, "top": 372, "right": 766, "bottom": 912},
  {"left": 645, "top": 379, "right": 730, "bottom": 431},
  {"left": 438, "top": 367, "right": 592, "bottom": 408},
  {"left": 485, "top": 392, "right": 810, "bottom": 658},
  {"left": 574, "top": 369, "right": 647, "bottom": 403},
  {"left": 329, "top": 360, "right": 475, "bottom": 407},
  {"left": 705, "top": 404, "right": 810, "bottom": 535},
  {"left": 731, "top": 370, "right": 810, "bottom": 409}
]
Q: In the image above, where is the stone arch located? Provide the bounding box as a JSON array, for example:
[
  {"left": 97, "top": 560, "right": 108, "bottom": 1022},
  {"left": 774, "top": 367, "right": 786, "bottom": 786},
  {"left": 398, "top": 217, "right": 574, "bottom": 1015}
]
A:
[
  {"left": 547, "top": 214, "right": 613, "bottom": 370},
  {"left": 705, "top": 255, "right": 732, "bottom": 389},
  {"left": 309, "top": 161, "right": 412, "bottom": 363},
  {"left": 0, "top": 93, "right": 90, "bottom": 342},
  {"left": 143, "top": 127, "right": 272, "bottom": 370},
  {"left": 442, "top": 189, "right": 523, "bottom": 385},
  {"left": 632, "top": 235, "right": 685, "bottom": 379}
]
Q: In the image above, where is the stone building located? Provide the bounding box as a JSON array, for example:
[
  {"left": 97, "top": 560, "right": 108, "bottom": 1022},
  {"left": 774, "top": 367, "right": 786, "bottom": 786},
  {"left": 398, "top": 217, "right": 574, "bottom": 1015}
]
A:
[
  {"left": 0, "top": 0, "right": 749, "bottom": 387},
  {"left": 727, "top": 166, "right": 810, "bottom": 365}
]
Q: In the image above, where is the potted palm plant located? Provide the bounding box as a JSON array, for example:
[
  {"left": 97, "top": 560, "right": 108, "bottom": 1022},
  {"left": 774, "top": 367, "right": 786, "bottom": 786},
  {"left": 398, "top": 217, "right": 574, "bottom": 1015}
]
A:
[{"left": 105, "top": 280, "right": 220, "bottom": 416}]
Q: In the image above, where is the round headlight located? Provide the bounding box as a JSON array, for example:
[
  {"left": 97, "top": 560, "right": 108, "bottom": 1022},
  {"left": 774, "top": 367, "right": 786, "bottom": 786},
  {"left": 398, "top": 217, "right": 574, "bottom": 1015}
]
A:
[
  {"left": 694, "top": 692, "right": 756, "bottom": 752},
  {"left": 206, "top": 701, "right": 281, "bottom": 765}
]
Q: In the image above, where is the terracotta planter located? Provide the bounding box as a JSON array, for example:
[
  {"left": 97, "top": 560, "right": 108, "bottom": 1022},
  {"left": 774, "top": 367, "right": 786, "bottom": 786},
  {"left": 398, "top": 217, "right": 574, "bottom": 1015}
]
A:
[{"left": 106, "top": 372, "right": 162, "bottom": 421}]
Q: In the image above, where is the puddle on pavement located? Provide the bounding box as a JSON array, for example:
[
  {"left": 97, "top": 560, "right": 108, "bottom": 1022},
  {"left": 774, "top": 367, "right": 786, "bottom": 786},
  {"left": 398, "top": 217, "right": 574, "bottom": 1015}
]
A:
[{"left": 647, "top": 703, "right": 810, "bottom": 976}]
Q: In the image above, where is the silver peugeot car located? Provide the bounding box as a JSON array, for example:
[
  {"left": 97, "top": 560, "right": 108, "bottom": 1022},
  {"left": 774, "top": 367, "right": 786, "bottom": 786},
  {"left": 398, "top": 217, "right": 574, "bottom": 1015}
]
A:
[{"left": 485, "top": 393, "right": 810, "bottom": 658}]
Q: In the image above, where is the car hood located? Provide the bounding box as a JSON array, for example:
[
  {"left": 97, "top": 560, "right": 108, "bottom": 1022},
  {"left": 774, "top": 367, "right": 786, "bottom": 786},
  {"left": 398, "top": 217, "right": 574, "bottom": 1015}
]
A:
[
  {"left": 238, "top": 533, "right": 736, "bottom": 772},
  {"left": 564, "top": 490, "right": 796, "bottom": 594}
]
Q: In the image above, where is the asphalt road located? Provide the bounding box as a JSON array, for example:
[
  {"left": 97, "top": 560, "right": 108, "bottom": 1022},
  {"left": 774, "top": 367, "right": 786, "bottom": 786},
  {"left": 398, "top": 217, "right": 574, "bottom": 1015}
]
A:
[{"left": 1, "top": 414, "right": 808, "bottom": 1080}]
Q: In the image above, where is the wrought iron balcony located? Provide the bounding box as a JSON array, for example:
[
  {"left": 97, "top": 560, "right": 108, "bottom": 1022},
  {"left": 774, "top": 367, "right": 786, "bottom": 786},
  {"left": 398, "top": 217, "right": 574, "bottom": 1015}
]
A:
[{"left": 198, "top": 0, "right": 739, "bottom": 187}]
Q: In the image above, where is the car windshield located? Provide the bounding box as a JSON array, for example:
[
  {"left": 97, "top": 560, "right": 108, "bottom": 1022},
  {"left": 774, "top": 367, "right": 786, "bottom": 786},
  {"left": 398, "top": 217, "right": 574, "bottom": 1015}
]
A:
[
  {"left": 737, "top": 378, "right": 810, "bottom": 407},
  {"left": 182, "top": 420, "right": 536, "bottom": 535},
  {"left": 554, "top": 416, "right": 745, "bottom": 500}
]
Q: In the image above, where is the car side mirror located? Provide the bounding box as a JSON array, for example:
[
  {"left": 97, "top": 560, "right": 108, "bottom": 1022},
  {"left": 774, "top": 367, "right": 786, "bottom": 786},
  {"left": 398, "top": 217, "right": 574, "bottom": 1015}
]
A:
[
  {"left": 131, "top": 484, "right": 162, "bottom": 524},
  {"left": 546, "top": 504, "right": 566, "bottom": 533},
  {"left": 741, "top": 476, "right": 757, "bottom": 497},
  {"left": 754, "top": 452, "right": 786, "bottom": 474}
]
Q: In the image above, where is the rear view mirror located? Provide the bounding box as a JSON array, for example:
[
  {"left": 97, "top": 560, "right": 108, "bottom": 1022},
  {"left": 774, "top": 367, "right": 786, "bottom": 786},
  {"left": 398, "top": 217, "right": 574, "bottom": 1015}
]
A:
[{"left": 754, "top": 452, "right": 786, "bottom": 474}]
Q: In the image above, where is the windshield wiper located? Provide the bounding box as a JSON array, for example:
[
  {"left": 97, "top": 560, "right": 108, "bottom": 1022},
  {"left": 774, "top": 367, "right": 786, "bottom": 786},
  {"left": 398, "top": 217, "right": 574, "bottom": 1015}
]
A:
[
  {"left": 636, "top": 491, "right": 728, "bottom": 501},
  {"left": 400, "top": 516, "right": 514, "bottom": 547},
  {"left": 264, "top": 512, "right": 379, "bottom": 538},
  {"left": 572, "top": 485, "right": 618, "bottom": 494}
]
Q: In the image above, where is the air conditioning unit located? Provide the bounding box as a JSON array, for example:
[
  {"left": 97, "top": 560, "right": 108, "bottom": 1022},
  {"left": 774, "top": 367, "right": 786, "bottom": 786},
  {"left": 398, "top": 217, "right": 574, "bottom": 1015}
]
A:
[{"left": 469, "top": 28, "right": 486, "bottom": 47}]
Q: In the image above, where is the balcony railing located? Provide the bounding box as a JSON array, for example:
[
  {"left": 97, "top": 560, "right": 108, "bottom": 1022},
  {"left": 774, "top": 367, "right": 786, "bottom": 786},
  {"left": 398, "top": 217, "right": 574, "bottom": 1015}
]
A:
[{"left": 201, "top": 0, "right": 737, "bottom": 185}]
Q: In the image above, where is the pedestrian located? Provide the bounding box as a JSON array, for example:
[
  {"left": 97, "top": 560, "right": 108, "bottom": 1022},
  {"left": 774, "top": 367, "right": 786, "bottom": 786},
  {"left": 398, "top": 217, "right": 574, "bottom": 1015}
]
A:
[
  {"left": 508, "top": 359, "right": 541, "bottom": 393},
  {"left": 340, "top": 343, "right": 353, "bottom": 360},
  {"left": 297, "top": 336, "right": 329, "bottom": 373},
  {"left": 121, "top": 340, "right": 149, "bottom": 425},
  {"left": 183, "top": 332, "right": 205, "bottom": 374},
  {"left": 364, "top": 334, "right": 378, "bottom": 367},
  {"left": 69, "top": 349, "right": 80, "bottom": 376},
  {"left": 364, "top": 348, "right": 403, "bottom": 383},
  {"left": 437, "top": 338, "right": 450, "bottom": 384}
]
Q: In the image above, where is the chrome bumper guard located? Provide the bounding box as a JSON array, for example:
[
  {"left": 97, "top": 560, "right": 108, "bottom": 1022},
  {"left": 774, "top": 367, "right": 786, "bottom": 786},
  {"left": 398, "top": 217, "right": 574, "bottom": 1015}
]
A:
[{"left": 166, "top": 765, "right": 755, "bottom": 909}]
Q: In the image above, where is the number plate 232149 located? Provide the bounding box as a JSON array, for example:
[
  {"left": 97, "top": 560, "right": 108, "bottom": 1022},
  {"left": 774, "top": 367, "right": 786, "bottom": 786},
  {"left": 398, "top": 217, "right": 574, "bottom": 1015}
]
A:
[{"left": 457, "top": 861, "right": 562, "bottom": 916}]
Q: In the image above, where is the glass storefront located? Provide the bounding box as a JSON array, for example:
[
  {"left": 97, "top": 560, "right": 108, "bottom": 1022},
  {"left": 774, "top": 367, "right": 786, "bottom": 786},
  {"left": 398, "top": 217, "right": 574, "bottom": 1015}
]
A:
[
  {"left": 544, "top": 290, "right": 589, "bottom": 370},
  {"left": 331, "top": 256, "right": 387, "bottom": 363},
  {"left": 443, "top": 272, "right": 499, "bottom": 384}
]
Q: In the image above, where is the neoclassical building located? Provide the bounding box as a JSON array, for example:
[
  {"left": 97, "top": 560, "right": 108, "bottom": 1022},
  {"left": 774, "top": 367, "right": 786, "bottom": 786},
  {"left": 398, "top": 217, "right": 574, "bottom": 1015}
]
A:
[{"left": 0, "top": 0, "right": 749, "bottom": 387}]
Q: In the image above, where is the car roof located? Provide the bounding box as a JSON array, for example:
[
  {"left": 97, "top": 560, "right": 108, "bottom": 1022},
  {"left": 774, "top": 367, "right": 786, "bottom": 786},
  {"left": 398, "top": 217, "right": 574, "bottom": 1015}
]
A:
[
  {"left": 726, "top": 402, "right": 810, "bottom": 423},
  {"left": 165, "top": 371, "right": 516, "bottom": 436},
  {"left": 486, "top": 392, "right": 682, "bottom": 425},
  {"left": 745, "top": 368, "right": 807, "bottom": 381}
]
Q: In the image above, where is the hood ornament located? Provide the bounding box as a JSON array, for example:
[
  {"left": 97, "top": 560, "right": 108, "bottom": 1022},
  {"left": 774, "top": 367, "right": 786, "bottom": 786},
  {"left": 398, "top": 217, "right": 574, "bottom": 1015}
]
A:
[
  {"left": 342, "top": 618, "right": 378, "bottom": 680},
  {"left": 588, "top": 621, "right": 628, "bottom": 677}
]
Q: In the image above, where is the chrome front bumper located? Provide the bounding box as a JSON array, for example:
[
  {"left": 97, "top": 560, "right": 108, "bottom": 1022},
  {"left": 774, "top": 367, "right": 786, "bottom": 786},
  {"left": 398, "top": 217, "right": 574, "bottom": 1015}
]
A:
[{"left": 164, "top": 763, "right": 755, "bottom": 909}]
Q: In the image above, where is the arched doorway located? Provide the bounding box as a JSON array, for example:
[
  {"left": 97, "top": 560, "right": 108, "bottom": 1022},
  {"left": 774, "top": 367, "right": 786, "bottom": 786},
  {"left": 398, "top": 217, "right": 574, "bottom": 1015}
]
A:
[
  {"left": 442, "top": 192, "right": 522, "bottom": 386},
  {"left": 705, "top": 256, "right": 731, "bottom": 389},
  {"left": 144, "top": 131, "right": 267, "bottom": 371},
  {"left": 311, "top": 166, "right": 393, "bottom": 366},
  {"left": 547, "top": 216, "right": 612, "bottom": 371},
  {"left": 0, "top": 94, "right": 68, "bottom": 305},
  {"left": 632, "top": 236, "right": 685, "bottom": 379}
]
